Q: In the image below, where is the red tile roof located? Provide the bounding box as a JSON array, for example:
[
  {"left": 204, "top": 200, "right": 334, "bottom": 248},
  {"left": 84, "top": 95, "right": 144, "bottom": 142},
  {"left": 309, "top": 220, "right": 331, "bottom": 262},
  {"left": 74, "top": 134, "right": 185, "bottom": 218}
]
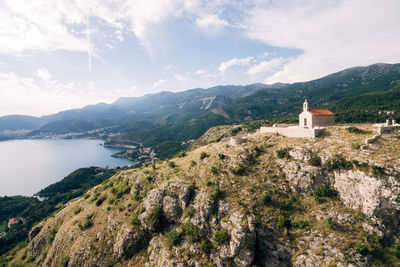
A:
[{"left": 308, "top": 109, "right": 335, "bottom": 116}]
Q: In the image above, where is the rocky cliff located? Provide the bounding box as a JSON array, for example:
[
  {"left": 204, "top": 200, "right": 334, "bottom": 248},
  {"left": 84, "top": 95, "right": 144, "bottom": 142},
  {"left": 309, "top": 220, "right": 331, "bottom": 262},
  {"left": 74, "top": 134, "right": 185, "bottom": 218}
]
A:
[{"left": 7, "top": 125, "right": 400, "bottom": 266}]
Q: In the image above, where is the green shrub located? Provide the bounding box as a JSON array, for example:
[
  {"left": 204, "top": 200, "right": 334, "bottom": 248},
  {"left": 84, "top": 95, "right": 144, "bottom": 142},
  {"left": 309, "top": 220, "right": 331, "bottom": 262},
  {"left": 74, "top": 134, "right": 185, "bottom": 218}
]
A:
[
  {"left": 179, "top": 151, "right": 187, "bottom": 158},
  {"left": 346, "top": 126, "right": 370, "bottom": 134},
  {"left": 352, "top": 160, "right": 369, "bottom": 171},
  {"left": 113, "top": 183, "right": 131, "bottom": 199},
  {"left": 323, "top": 155, "right": 353, "bottom": 171},
  {"left": 48, "top": 228, "right": 57, "bottom": 244},
  {"left": 182, "top": 222, "right": 200, "bottom": 243},
  {"left": 276, "top": 148, "right": 292, "bottom": 159},
  {"left": 291, "top": 218, "right": 308, "bottom": 229},
  {"left": 210, "top": 166, "right": 218, "bottom": 174},
  {"left": 146, "top": 207, "right": 163, "bottom": 232},
  {"left": 370, "top": 165, "right": 385, "bottom": 177},
  {"left": 186, "top": 183, "right": 196, "bottom": 202},
  {"left": 183, "top": 206, "right": 195, "bottom": 218},
  {"left": 393, "top": 243, "right": 400, "bottom": 258},
  {"left": 190, "top": 160, "right": 197, "bottom": 166},
  {"left": 277, "top": 216, "right": 291, "bottom": 229},
  {"left": 74, "top": 207, "right": 82, "bottom": 215},
  {"left": 166, "top": 228, "right": 181, "bottom": 248},
  {"left": 26, "top": 255, "right": 35, "bottom": 263},
  {"left": 78, "top": 214, "right": 94, "bottom": 231},
  {"left": 395, "top": 136, "right": 400, "bottom": 140},
  {"left": 60, "top": 256, "right": 69, "bottom": 267},
  {"left": 218, "top": 153, "right": 226, "bottom": 160},
  {"left": 200, "top": 239, "right": 212, "bottom": 254},
  {"left": 200, "top": 152, "right": 209, "bottom": 160},
  {"left": 278, "top": 199, "right": 292, "bottom": 211},
  {"left": 21, "top": 249, "right": 27, "bottom": 260},
  {"left": 355, "top": 244, "right": 369, "bottom": 255},
  {"left": 130, "top": 214, "right": 141, "bottom": 226},
  {"left": 259, "top": 193, "right": 271, "bottom": 205},
  {"left": 310, "top": 185, "right": 338, "bottom": 203},
  {"left": 168, "top": 161, "right": 176, "bottom": 168},
  {"left": 209, "top": 187, "right": 225, "bottom": 201},
  {"left": 229, "top": 165, "right": 246, "bottom": 175},
  {"left": 131, "top": 188, "right": 140, "bottom": 201},
  {"left": 324, "top": 217, "right": 334, "bottom": 229},
  {"left": 95, "top": 195, "right": 107, "bottom": 206},
  {"left": 308, "top": 154, "right": 321, "bottom": 166},
  {"left": 214, "top": 229, "right": 231, "bottom": 245}
]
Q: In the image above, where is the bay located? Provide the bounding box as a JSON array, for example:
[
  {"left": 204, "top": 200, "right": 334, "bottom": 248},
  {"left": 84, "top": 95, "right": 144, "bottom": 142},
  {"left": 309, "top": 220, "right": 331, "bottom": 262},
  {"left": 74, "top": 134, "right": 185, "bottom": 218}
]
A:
[{"left": 0, "top": 139, "right": 133, "bottom": 196}]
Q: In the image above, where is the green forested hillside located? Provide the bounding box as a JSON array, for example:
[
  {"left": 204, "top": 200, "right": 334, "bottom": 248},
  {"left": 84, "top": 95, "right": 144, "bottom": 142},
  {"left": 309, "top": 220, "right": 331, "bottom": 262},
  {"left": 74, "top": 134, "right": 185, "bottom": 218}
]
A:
[
  {"left": 120, "top": 63, "right": 400, "bottom": 158},
  {"left": 1, "top": 63, "right": 400, "bottom": 160}
]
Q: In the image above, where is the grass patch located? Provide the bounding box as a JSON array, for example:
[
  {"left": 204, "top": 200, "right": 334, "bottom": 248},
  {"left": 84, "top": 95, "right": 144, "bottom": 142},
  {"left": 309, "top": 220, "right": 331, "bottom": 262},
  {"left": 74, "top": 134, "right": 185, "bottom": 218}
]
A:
[
  {"left": 310, "top": 184, "right": 338, "bottom": 203},
  {"left": 200, "top": 239, "right": 212, "bottom": 254},
  {"left": 276, "top": 148, "right": 292, "bottom": 159},
  {"left": 182, "top": 222, "right": 200, "bottom": 243},
  {"left": 60, "top": 256, "right": 69, "bottom": 267},
  {"left": 229, "top": 165, "right": 246, "bottom": 175},
  {"left": 214, "top": 229, "right": 230, "bottom": 245},
  {"left": 166, "top": 228, "right": 181, "bottom": 249},
  {"left": 291, "top": 218, "right": 308, "bottom": 229},
  {"left": 78, "top": 213, "right": 94, "bottom": 231},
  {"left": 308, "top": 154, "right": 321, "bottom": 166},
  {"left": 74, "top": 207, "right": 82, "bottom": 215},
  {"left": 323, "top": 155, "right": 353, "bottom": 171},
  {"left": 346, "top": 126, "right": 371, "bottom": 134},
  {"left": 351, "top": 143, "right": 360, "bottom": 150},
  {"left": 95, "top": 195, "right": 107, "bottom": 206},
  {"left": 209, "top": 187, "right": 225, "bottom": 201},
  {"left": 200, "top": 152, "right": 209, "bottom": 160},
  {"left": 393, "top": 243, "right": 400, "bottom": 258},
  {"left": 370, "top": 165, "right": 385, "bottom": 177},
  {"left": 168, "top": 161, "right": 176, "bottom": 168},
  {"left": 48, "top": 228, "right": 57, "bottom": 244},
  {"left": 259, "top": 193, "right": 271, "bottom": 205}
]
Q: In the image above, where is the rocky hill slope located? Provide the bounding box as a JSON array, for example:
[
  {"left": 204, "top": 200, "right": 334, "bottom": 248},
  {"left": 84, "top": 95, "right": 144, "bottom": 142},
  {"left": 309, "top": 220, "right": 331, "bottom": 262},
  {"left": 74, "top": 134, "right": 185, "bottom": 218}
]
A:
[{"left": 5, "top": 125, "right": 400, "bottom": 266}]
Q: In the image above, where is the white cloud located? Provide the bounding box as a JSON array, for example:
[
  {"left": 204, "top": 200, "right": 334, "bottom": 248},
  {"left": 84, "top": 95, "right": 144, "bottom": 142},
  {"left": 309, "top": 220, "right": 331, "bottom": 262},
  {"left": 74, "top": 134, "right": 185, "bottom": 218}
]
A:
[
  {"left": 194, "top": 69, "right": 206, "bottom": 75},
  {"left": 0, "top": 0, "right": 87, "bottom": 54},
  {"left": 154, "top": 79, "right": 167, "bottom": 87},
  {"left": 246, "top": 57, "right": 291, "bottom": 77},
  {"left": 244, "top": 0, "right": 400, "bottom": 83},
  {"left": 195, "top": 14, "right": 229, "bottom": 31},
  {"left": 218, "top": 56, "right": 254, "bottom": 74},
  {"left": 35, "top": 68, "right": 52, "bottom": 81},
  {"left": 0, "top": 71, "right": 120, "bottom": 116},
  {"left": 174, "top": 74, "right": 185, "bottom": 81}
]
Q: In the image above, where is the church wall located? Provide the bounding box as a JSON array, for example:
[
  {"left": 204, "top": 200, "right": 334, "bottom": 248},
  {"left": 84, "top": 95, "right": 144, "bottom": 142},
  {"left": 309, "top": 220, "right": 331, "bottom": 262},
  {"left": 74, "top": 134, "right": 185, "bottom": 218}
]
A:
[
  {"left": 311, "top": 115, "right": 335, "bottom": 127},
  {"left": 299, "top": 112, "right": 313, "bottom": 128},
  {"left": 259, "top": 127, "right": 324, "bottom": 138}
]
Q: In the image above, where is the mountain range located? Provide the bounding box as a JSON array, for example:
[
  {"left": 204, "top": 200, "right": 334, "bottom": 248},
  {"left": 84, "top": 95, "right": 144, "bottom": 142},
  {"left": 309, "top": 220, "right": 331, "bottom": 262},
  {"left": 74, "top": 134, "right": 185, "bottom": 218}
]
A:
[{"left": 1, "top": 63, "right": 400, "bottom": 158}]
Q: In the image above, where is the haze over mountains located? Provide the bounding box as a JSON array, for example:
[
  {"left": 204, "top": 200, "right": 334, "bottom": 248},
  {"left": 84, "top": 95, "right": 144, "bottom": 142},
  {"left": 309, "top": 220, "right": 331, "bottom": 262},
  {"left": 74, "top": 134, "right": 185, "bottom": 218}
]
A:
[{"left": 1, "top": 63, "right": 400, "bottom": 157}]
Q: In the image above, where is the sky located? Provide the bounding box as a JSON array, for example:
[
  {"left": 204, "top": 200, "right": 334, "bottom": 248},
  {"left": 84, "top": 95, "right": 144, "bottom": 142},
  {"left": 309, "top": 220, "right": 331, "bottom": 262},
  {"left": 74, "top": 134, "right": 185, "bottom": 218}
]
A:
[{"left": 0, "top": 0, "right": 399, "bottom": 116}]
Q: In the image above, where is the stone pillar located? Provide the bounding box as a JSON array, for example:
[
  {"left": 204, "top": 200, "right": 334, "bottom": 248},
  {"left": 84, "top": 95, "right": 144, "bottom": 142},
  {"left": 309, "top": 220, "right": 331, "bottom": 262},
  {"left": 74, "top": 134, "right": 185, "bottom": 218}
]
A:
[
  {"left": 386, "top": 119, "right": 390, "bottom": 126},
  {"left": 392, "top": 120, "right": 396, "bottom": 125}
]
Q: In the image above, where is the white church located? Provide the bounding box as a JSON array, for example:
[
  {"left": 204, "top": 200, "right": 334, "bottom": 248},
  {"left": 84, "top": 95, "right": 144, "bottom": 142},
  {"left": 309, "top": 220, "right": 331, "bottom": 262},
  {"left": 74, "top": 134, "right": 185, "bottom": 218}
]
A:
[{"left": 259, "top": 100, "right": 335, "bottom": 138}]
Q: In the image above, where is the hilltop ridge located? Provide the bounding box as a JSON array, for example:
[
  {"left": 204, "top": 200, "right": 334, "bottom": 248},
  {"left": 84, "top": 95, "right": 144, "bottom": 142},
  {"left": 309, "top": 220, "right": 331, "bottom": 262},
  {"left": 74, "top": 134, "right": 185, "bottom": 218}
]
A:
[{"left": 5, "top": 124, "right": 400, "bottom": 266}]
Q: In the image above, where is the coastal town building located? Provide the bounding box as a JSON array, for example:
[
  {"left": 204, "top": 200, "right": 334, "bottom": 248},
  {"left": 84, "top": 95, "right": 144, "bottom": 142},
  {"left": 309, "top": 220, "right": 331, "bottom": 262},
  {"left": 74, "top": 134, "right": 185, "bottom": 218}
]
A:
[
  {"left": 259, "top": 100, "right": 335, "bottom": 138},
  {"left": 8, "top": 217, "right": 24, "bottom": 228}
]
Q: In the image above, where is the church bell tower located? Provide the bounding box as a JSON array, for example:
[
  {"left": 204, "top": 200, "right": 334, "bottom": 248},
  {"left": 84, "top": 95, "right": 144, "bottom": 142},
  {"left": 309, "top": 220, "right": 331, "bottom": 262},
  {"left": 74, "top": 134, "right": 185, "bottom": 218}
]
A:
[{"left": 303, "top": 99, "right": 309, "bottom": 112}]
